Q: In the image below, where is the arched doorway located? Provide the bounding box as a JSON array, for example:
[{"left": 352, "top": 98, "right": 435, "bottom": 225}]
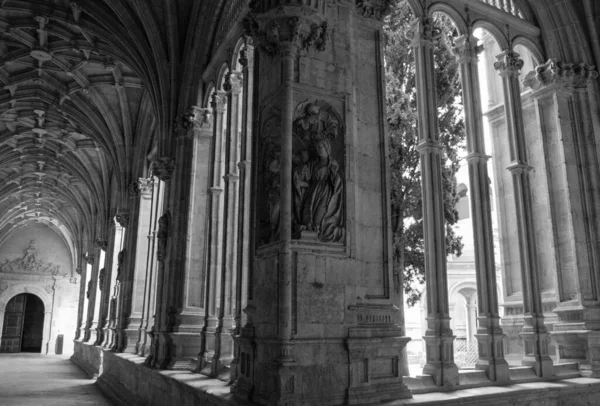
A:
[{"left": 0, "top": 294, "right": 45, "bottom": 353}]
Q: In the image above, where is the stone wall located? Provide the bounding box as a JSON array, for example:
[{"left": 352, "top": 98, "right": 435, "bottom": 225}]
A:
[{"left": 0, "top": 224, "right": 79, "bottom": 354}]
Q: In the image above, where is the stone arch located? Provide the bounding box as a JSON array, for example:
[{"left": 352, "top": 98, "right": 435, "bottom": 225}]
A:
[
  {"left": 231, "top": 38, "right": 247, "bottom": 72},
  {"left": 427, "top": 2, "right": 468, "bottom": 35},
  {"left": 0, "top": 284, "right": 54, "bottom": 354},
  {"left": 472, "top": 19, "right": 510, "bottom": 49}
]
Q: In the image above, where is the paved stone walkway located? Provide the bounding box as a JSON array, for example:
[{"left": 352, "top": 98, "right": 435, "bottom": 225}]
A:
[{"left": 0, "top": 353, "right": 113, "bottom": 406}]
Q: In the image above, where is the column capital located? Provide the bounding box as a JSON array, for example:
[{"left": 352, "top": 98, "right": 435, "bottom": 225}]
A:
[
  {"left": 223, "top": 70, "right": 243, "bottom": 94},
  {"left": 493, "top": 50, "right": 524, "bottom": 77},
  {"left": 94, "top": 238, "right": 108, "bottom": 251},
  {"left": 452, "top": 34, "right": 483, "bottom": 64},
  {"left": 407, "top": 17, "right": 441, "bottom": 48},
  {"left": 242, "top": 10, "right": 328, "bottom": 55},
  {"left": 150, "top": 156, "right": 175, "bottom": 181},
  {"left": 211, "top": 91, "right": 227, "bottom": 113},
  {"left": 523, "top": 59, "right": 599, "bottom": 93},
  {"left": 85, "top": 253, "right": 95, "bottom": 266},
  {"left": 138, "top": 177, "right": 154, "bottom": 198},
  {"left": 506, "top": 160, "right": 532, "bottom": 174},
  {"left": 174, "top": 105, "right": 212, "bottom": 139},
  {"left": 416, "top": 138, "right": 443, "bottom": 154},
  {"left": 115, "top": 211, "right": 130, "bottom": 228}
]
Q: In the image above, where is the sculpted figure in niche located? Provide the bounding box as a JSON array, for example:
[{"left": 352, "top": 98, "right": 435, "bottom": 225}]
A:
[
  {"left": 265, "top": 144, "right": 281, "bottom": 242},
  {"left": 298, "top": 138, "right": 344, "bottom": 242},
  {"left": 292, "top": 100, "right": 345, "bottom": 243}
]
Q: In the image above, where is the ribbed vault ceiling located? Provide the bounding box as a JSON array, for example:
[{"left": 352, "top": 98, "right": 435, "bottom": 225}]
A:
[{"left": 0, "top": 0, "right": 151, "bottom": 250}]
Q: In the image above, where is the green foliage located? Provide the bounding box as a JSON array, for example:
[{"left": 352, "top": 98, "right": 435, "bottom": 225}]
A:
[{"left": 385, "top": 1, "right": 465, "bottom": 307}]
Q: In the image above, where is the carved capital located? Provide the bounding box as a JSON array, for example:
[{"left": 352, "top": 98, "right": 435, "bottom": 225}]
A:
[
  {"left": 94, "top": 238, "right": 108, "bottom": 251},
  {"left": 243, "top": 12, "right": 327, "bottom": 56},
  {"left": 85, "top": 254, "right": 95, "bottom": 266},
  {"left": 407, "top": 17, "right": 442, "bottom": 47},
  {"left": 76, "top": 266, "right": 82, "bottom": 275},
  {"left": 128, "top": 181, "right": 140, "bottom": 198},
  {"left": 115, "top": 211, "right": 130, "bottom": 227},
  {"left": 150, "top": 156, "right": 175, "bottom": 181},
  {"left": 452, "top": 35, "right": 483, "bottom": 64},
  {"left": 211, "top": 91, "right": 227, "bottom": 113},
  {"left": 523, "top": 59, "right": 599, "bottom": 91},
  {"left": 138, "top": 177, "right": 154, "bottom": 197},
  {"left": 356, "top": 0, "right": 392, "bottom": 21},
  {"left": 493, "top": 50, "right": 524, "bottom": 77},
  {"left": 223, "top": 71, "right": 243, "bottom": 94}
]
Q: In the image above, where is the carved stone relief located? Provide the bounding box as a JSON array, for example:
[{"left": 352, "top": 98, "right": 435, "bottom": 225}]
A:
[
  {"left": 156, "top": 212, "right": 170, "bottom": 262},
  {"left": 98, "top": 268, "right": 105, "bottom": 291},
  {"left": 0, "top": 240, "right": 65, "bottom": 275},
  {"left": 257, "top": 100, "right": 345, "bottom": 246}
]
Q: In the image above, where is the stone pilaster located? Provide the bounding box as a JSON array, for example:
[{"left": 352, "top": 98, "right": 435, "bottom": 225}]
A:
[
  {"left": 408, "top": 16, "right": 458, "bottom": 387},
  {"left": 524, "top": 59, "right": 600, "bottom": 377},
  {"left": 97, "top": 223, "right": 116, "bottom": 347},
  {"left": 136, "top": 177, "right": 162, "bottom": 358},
  {"left": 198, "top": 92, "right": 227, "bottom": 375},
  {"left": 454, "top": 34, "right": 509, "bottom": 382},
  {"left": 233, "top": 1, "right": 411, "bottom": 404},
  {"left": 83, "top": 248, "right": 100, "bottom": 343},
  {"left": 494, "top": 49, "right": 553, "bottom": 377},
  {"left": 231, "top": 39, "right": 255, "bottom": 386}
]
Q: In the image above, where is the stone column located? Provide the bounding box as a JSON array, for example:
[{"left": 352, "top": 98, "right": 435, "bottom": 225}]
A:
[
  {"left": 119, "top": 181, "right": 152, "bottom": 353},
  {"left": 524, "top": 60, "right": 600, "bottom": 377},
  {"left": 83, "top": 249, "right": 100, "bottom": 343},
  {"left": 147, "top": 157, "right": 174, "bottom": 368},
  {"left": 231, "top": 39, "right": 255, "bottom": 385},
  {"left": 494, "top": 49, "right": 553, "bottom": 377},
  {"left": 74, "top": 263, "right": 85, "bottom": 340},
  {"left": 209, "top": 71, "right": 244, "bottom": 377},
  {"left": 454, "top": 34, "right": 509, "bottom": 382},
  {"left": 198, "top": 92, "right": 227, "bottom": 374},
  {"left": 97, "top": 226, "right": 116, "bottom": 347},
  {"left": 233, "top": 1, "right": 411, "bottom": 404},
  {"left": 137, "top": 177, "right": 161, "bottom": 357},
  {"left": 408, "top": 17, "right": 459, "bottom": 386}
]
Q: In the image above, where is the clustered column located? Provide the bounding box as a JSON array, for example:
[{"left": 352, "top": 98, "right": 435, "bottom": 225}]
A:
[
  {"left": 523, "top": 59, "right": 600, "bottom": 377},
  {"left": 454, "top": 33, "right": 509, "bottom": 382},
  {"left": 494, "top": 49, "right": 553, "bottom": 377},
  {"left": 409, "top": 16, "right": 459, "bottom": 387}
]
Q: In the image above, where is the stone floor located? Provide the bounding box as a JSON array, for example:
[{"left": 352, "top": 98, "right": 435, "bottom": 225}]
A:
[{"left": 0, "top": 353, "right": 113, "bottom": 406}]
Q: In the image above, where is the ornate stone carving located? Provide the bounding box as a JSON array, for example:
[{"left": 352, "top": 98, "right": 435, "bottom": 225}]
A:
[
  {"left": 406, "top": 17, "right": 441, "bottom": 46},
  {"left": 174, "top": 106, "right": 206, "bottom": 139},
  {"left": 156, "top": 212, "right": 170, "bottom": 262},
  {"left": 0, "top": 282, "right": 8, "bottom": 292},
  {"left": 95, "top": 238, "right": 108, "bottom": 251},
  {"left": 128, "top": 181, "right": 140, "bottom": 197},
  {"left": 138, "top": 177, "right": 154, "bottom": 196},
  {"left": 243, "top": 13, "right": 328, "bottom": 55},
  {"left": 116, "top": 250, "right": 125, "bottom": 282},
  {"left": 493, "top": 50, "right": 524, "bottom": 76},
  {"left": 223, "top": 71, "right": 243, "bottom": 94},
  {"left": 356, "top": 0, "right": 392, "bottom": 21},
  {"left": 292, "top": 100, "right": 345, "bottom": 243},
  {"left": 76, "top": 266, "right": 82, "bottom": 275},
  {"left": 0, "top": 240, "right": 63, "bottom": 275},
  {"left": 116, "top": 212, "right": 129, "bottom": 227},
  {"left": 150, "top": 157, "right": 175, "bottom": 181},
  {"left": 452, "top": 35, "right": 483, "bottom": 64},
  {"left": 523, "top": 59, "right": 599, "bottom": 91},
  {"left": 98, "top": 268, "right": 105, "bottom": 291},
  {"left": 257, "top": 100, "right": 345, "bottom": 245},
  {"left": 86, "top": 254, "right": 95, "bottom": 266}
]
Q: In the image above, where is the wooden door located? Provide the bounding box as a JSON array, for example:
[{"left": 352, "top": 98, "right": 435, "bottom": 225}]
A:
[{"left": 0, "top": 294, "right": 26, "bottom": 353}]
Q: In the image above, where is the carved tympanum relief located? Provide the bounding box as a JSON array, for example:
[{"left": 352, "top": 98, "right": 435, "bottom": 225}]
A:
[
  {"left": 257, "top": 100, "right": 345, "bottom": 246},
  {"left": 0, "top": 240, "right": 64, "bottom": 275}
]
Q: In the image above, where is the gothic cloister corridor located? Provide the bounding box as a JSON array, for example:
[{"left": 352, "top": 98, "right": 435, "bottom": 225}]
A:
[{"left": 0, "top": 354, "right": 112, "bottom": 406}]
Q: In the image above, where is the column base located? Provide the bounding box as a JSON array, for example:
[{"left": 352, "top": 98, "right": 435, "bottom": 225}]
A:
[
  {"left": 520, "top": 330, "right": 553, "bottom": 378},
  {"left": 475, "top": 332, "right": 510, "bottom": 383},
  {"left": 422, "top": 335, "right": 459, "bottom": 387}
]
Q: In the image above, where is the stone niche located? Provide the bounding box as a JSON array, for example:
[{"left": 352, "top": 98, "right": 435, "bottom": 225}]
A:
[
  {"left": 0, "top": 224, "right": 79, "bottom": 354},
  {"left": 256, "top": 98, "right": 346, "bottom": 247}
]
